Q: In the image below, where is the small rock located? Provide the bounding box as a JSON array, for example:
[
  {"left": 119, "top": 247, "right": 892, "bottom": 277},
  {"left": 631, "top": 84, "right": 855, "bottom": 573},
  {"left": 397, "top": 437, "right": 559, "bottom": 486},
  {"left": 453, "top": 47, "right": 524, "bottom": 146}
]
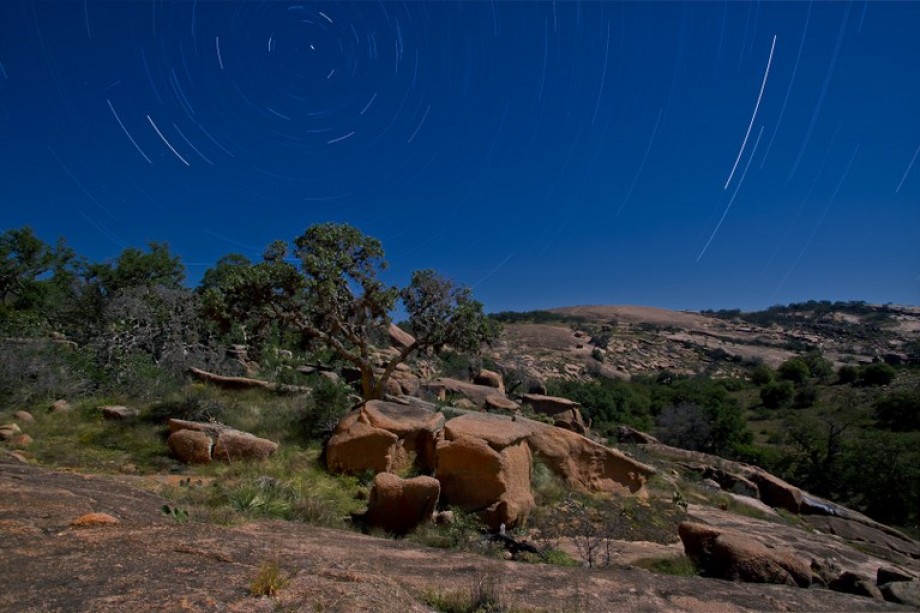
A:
[
  {"left": 434, "top": 510, "right": 455, "bottom": 525},
  {"left": 100, "top": 405, "right": 140, "bottom": 420},
  {"left": 11, "top": 434, "right": 32, "bottom": 447},
  {"left": 13, "top": 410, "right": 34, "bottom": 423},
  {"left": 0, "top": 423, "right": 22, "bottom": 440},
  {"left": 829, "top": 571, "right": 883, "bottom": 600},
  {"left": 880, "top": 579, "right": 920, "bottom": 607},
  {"left": 70, "top": 512, "right": 119, "bottom": 527},
  {"left": 50, "top": 399, "right": 72, "bottom": 413},
  {"left": 701, "top": 478, "right": 722, "bottom": 491},
  {"left": 4, "top": 450, "right": 29, "bottom": 464}
]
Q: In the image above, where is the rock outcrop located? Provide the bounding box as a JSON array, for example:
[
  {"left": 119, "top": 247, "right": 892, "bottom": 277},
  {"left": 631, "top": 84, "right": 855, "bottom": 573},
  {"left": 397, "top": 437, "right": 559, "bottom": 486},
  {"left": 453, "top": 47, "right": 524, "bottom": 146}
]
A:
[
  {"left": 100, "top": 405, "right": 140, "bottom": 420},
  {"left": 473, "top": 369, "right": 504, "bottom": 393},
  {"left": 166, "top": 419, "right": 278, "bottom": 464},
  {"left": 363, "top": 472, "right": 440, "bottom": 535},
  {"left": 326, "top": 407, "right": 654, "bottom": 530},
  {"left": 521, "top": 393, "right": 587, "bottom": 433},
  {"left": 388, "top": 323, "right": 416, "bottom": 350},
  {"left": 429, "top": 378, "right": 519, "bottom": 412},
  {"left": 326, "top": 401, "right": 445, "bottom": 475},
  {"left": 679, "top": 522, "right": 811, "bottom": 587}
]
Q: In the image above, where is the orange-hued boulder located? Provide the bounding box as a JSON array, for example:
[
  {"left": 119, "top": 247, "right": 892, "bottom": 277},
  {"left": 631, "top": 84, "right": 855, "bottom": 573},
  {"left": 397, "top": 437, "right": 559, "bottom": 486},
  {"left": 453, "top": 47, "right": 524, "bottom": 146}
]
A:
[
  {"left": 326, "top": 401, "right": 444, "bottom": 475},
  {"left": 435, "top": 435, "right": 534, "bottom": 529},
  {"left": 212, "top": 431, "right": 278, "bottom": 462},
  {"left": 679, "top": 522, "right": 811, "bottom": 587},
  {"left": 167, "top": 430, "right": 213, "bottom": 465},
  {"left": 363, "top": 472, "right": 440, "bottom": 535}
]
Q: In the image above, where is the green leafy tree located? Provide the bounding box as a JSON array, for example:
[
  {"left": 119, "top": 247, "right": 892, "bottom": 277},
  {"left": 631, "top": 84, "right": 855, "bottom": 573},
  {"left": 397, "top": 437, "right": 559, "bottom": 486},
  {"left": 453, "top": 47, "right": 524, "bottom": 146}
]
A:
[
  {"left": 873, "top": 389, "right": 920, "bottom": 432},
  {"left": 801, "top": 350, "right": 834, "bottom": 381},
  {"left": 777, "top": 358, "right": 810, "bottom": 385},
  {"left": 750, "top": 363, "right": 774, "bottom": 385},
  {"left": 836, "top": 364, "right": 859, "bottom": 385},
  {"left": 0, "top": 227, "right": 80, "bottom": 334},
  {"left": 760, "top": 380, "right": 795, "bottom": 409},
  {"left": 857, "top": 362, "right": 896, "bottom": 387},
  {"left": 201, "top": 223, "right": 497, "bottom": 400},
  {"left": 89, "top": 242, "right": 185, "bottom": 296}
]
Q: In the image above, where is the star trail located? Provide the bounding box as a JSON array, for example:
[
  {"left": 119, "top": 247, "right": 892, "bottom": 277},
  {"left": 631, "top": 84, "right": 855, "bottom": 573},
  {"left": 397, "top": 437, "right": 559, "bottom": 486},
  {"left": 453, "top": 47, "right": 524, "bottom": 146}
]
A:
[{"left": 0, "top": 1, "right": 917, "bottom": 311}]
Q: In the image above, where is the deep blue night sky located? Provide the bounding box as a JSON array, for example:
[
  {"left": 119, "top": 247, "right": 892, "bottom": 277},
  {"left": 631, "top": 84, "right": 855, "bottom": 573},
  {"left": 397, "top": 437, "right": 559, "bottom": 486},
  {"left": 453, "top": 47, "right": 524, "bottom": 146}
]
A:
[{"left": 1, "top": 1, "right": 918, "bottom": 312}]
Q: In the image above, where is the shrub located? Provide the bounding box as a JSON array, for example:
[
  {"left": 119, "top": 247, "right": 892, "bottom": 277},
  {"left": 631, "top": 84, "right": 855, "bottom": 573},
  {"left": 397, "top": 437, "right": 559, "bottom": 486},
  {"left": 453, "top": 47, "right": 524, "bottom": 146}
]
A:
[
  {"left": 793, "top": 385, "right": 818, "bottom": 409},
  {"left": 249, "top": 560, "right": 287, "bottom": 597},
  {"left": 837, "top": 365, "right": 859, "bottom": 385},
  {"left": 874, "top": 390, "right": 920, "bottom": 432},
  {"left": 777, "top": 359, "right": 810, "bottom": 385},
  {"left": 760, "top": 381, "right": 794, "bottom": 409},
  {"left": 858, "top": 362, "right": 896, "bottom": 387}
]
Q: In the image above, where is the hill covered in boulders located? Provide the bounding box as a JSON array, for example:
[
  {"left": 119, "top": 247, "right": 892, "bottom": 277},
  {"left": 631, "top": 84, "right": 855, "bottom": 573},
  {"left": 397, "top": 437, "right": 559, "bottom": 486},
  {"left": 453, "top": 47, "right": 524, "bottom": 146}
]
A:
[{"left": 2, "top": 298, "right": 919, "bottom": 611}]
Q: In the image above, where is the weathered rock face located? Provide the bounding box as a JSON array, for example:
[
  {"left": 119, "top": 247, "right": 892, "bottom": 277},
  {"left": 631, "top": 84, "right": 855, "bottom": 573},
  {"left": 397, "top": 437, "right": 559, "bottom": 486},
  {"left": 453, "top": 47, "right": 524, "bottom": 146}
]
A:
[
  {"left": 434, "top": 378, "right": 519, "bottom": 412},
  {"left": 213, "top": 431, "right": 278, "bottom": 462},
  {"left": 100, "top": 405, "right": 140, "bottom": 421},
  {"left": 325, "top": 401, "right": 444, "bottom": 475},
  {"left": 829, "top": 571, "right": 883, "bottom": 600},
  {"left": 0, "top": 423, "right": 22, "bottom": 441},
  {"left": 679, "top": 522, "right": 811, "bottom": 587},
  {"left": 744, "top": 468, "right": 803, "bottom": 513},
  {"left": 166, "top": 420, "right": 278, "bottom": 464},
  {"left": 13, "top": 411, "right": 34, "bottom": 423},
  {"left": 435, "top": 436, "right": 534, "bottom": 530},
  {"left": 440, "top": 413, "right": 654, "bottom": 522},
  {"left": 167, "top": 430, "right": 214, "bottom": 465},
  {"left": 880, "top": 579, "right": 920, "bottom": 607},
  {"left": 521, "top": 393, "right": 587, "bottom": 434},
  {"left": 363, "top": 473, "right": 440, "bottom": 535},
  {"left": 526, "top": 424, "right": 653, "bottom": 495},
  {"left": 473, "top": 369, "right": 504, "bottom": 393},
  {"left": 388, "top": 323, "right": 416, "bottom": 350}
]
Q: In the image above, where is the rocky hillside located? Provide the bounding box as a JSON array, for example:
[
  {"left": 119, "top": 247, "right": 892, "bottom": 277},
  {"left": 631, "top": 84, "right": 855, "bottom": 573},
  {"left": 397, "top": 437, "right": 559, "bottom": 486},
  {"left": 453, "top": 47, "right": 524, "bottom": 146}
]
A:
[{"left": 489, "top": 302, "right": 920, "bottom": 383}]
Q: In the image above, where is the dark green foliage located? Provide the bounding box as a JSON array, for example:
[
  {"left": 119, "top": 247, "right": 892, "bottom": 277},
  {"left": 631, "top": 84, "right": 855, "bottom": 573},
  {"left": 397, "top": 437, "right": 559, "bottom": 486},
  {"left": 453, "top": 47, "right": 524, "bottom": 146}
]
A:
[
  {"left": 298, "top": 376, "right": 353, "bottom": 440},
  {"left": 750, "top": 364, "right": 774, "bottom": 385},
  {"left": 839, "top": 430, "right": 920, "bottom": 527},
  {"left": 793, "top": 385, "right": 818, "bottom": 409},
  {"left": 858, "top": 362, "right": 896, "bottom": 387},
  {"left": 837, "top": 364, "right": 859, "bottom": 385},
  {"left": 778, "top": 358, "right": 811, "bottom": 385},
  {"left": 874, "top": 389, "right": 920, "bottom": 432},
  {"left": 802, "top": 351, "right": 834, "bottom": 381},
  {"left": 545, "top": 378, "right": 652, "bottom": 433},
  {"left": 89, "top": 242, "right": 185, "bottom": 296},
  {"left": 201, "top": 223, "right": 496, "bottom": 400}
]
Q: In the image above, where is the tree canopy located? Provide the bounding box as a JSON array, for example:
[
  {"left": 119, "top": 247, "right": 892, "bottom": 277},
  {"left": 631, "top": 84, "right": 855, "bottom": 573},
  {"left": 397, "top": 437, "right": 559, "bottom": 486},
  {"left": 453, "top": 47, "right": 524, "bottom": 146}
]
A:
[{"left": 202, "top": 223, "right": 498, "bottom": 400}]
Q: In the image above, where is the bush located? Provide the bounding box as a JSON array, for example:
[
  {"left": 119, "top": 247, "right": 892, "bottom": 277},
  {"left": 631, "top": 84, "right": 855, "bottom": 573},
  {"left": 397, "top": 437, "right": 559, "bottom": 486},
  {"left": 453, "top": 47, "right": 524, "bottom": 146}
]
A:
[
  {"left": 750, "top": 364, "right": 774, "bottom": 385},
  {"left": 777, "top": 359, "right": 810, "bottom": 385},
  {"left": 760, "top": 381, "right": 794, "bottom": 409},
  {"left": 874, "top": 390, "right": 920, "bottom": 432},
  {"left": 837, "top": 365, "right": 859, "bottom": 385},
  {"left": 858, "top": 362, "right": 896, "bottom": 387},
  {"left": 802, "top": 351, "right": 834, "bottom": 381},
  {"left": 793, "top": 385, "right": 818, "bottom": 409}
]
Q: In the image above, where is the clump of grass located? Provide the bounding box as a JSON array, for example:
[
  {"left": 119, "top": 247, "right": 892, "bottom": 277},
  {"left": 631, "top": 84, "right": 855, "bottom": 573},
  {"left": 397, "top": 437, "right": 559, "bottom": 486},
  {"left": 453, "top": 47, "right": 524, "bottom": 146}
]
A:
[
  {"left": 162, "top": 447, "right": 364, "bottom": 527},
  {"left": 250, "top": 560, "right": 287, "bottom": 597},
  {"left": 633, "top": 554, "right": 698, "bottom": 577},
  {"left": 422, "top": 575, "right": 514, "bottom": 613}
]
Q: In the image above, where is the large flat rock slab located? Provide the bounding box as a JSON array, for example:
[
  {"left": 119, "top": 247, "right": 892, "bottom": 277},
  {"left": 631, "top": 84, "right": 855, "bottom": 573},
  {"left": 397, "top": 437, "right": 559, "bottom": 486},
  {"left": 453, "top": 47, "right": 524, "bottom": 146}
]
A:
[{"left": 0, "top": 459, "right": 910, "bottom": 612}]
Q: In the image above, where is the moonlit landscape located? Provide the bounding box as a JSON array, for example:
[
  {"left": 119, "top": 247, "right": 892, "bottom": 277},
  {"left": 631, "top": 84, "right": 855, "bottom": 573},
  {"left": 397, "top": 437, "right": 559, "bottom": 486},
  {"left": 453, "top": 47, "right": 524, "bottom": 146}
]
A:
[{"left": 2, "top": 1, "right": 917, "bottom": 311}]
